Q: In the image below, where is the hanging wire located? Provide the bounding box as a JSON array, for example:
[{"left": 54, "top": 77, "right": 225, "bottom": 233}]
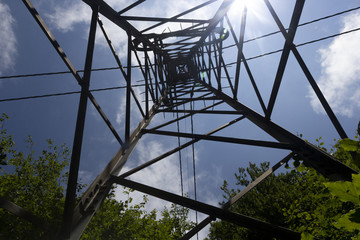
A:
[
  {"left": 2, "top": 24, "right": 360, "bottom": 104},
  {"left": 0, "top": 84, "right": 145, "bottom": 102},
  {"left": 1, "top": 8, "right": 360, "bottom": 103},
  {"left": 190, "top": 99, "right": 199, "bottom": 240},
  {"left": 175, "top": 86, "right": 185, "bottom": 197},
  {"left": 222, "top": 5, "right": 360, "bottom": 50},
  {"left": 224, "top": 26, "right": 360, "bottom": 64},
  {"left": 0, "top": 66, "right": 134, "bottom": 80},
  {"left": 1, "top": 6, "right": 358, "bottom": 81},
  {"left": 0, "top": 24, "right": 355, "bottom": 104}
]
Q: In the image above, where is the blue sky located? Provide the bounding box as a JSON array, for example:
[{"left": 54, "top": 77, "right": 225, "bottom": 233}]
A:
[{"left": 1, "top": 0, "right": 360, "bottom": 238}]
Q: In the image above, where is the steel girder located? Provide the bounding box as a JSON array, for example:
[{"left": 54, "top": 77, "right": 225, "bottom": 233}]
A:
[{"left": 9, "top": 0, "right": 358, "bottom": 239}]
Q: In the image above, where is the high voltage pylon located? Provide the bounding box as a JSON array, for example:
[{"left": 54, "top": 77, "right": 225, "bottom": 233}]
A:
[{"left": 2, "top": 0, "right": 358, "bottom": 239}]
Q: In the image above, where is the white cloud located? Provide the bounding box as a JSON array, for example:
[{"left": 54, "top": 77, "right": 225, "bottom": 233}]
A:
[
  {"left": 115, "top": 139, "right": 181, "bottom": 211},
  {"left": 46, "top": 1, "right": 90, "bottom": 33},
  {"left": 0, "top": 2, "right": 17, "bottom": 75},
  {"left": 115, "top": 80, "right": 145, "bottom": 129},
  {"left": 115, "top": 94, "right": 127, "bottom": 126},
  {"left": 42, "top": 1, "right": 222, "bottom": 236},
  {"left": 113, "top": 138, "right": 200, "bottom": 200},
  {"left": 112, "top": 136, "right": 220, "bottom": 240},
  {"left": 44, "top": 0, "right": 213, "bottom": 49},
  {"left": 309, "top": 11, "right": 360, "bottom": 117}
]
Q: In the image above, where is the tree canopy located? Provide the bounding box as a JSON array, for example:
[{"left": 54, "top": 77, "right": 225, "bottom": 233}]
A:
[
  {"left": 82, "top": 189, "right": 194, "bottom": 239},
  {"left": 206, "top": 124, "right": 360, "bottom": 240},
  {"left": 0, "top": 114, "right": 193, "bottom": 239},
  {"left": 2, "top": 111, "right": 360, "bottom": 239}
]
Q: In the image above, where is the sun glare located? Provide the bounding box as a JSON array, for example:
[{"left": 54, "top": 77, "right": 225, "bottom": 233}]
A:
[
  {"left": 228, "top": 0, "right": 266, "bottom": 23},
  {"left": 230, "top": 0, "right": 263, "bottom": 15}
]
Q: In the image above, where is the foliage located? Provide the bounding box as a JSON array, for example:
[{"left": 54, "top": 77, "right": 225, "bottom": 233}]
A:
[
  {"left": 207, "top": 123, "right": 360, "bottom": 240},
  {"left": 82, "top": 189, "right": 194, "bottom": 239},
  {"left": 283, "top": 165, "right": 354, "bottom": 239},
  {"left": 0, "top": 113, "right": 13, "bottom": 167},
  {"left": 0, "top": 114, "right": 70, "bottom": 239},
  {"left": 206, "top": 162, "right": 306, "bottom": 240},
  {"left": 0, "top": 114, "right": 194, "bottom": 239},
  {"left": 207, "top": 155, "right": 357, "bottom": 239},
  {"left": 322, "top": 127, "right": 360, "bottom": 239}
]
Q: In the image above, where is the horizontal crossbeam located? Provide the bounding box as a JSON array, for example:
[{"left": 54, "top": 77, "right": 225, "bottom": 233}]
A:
[
  {"left": 197, "top": 79, "right": 357, "bottom": 181},
  {"left": 181, "top": 152, "right": 294, "bottom": 239},
  {"left": 119, "top": 16, "right": 209, "bottom": 24},
  {"left": 142, "top": 129, "right": 293, "bottom": 149},
  {"left": 111, "top": 177, "right": 301, "bottom": 239}
]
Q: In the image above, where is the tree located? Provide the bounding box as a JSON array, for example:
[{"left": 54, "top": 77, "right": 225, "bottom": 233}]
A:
[
  {"left": 206, "top": 162, "right": 308, "bottom": 240},
  {"left": 206, "top": 129, "right": 360, "bottom": 240},
  {"left": 0, "top": 113, "right": 13, "bottom": 167},
  {"left": 322, "top": 125, "right": 360, "bottom": 238},
  {"left": 82, "top": 189, "right": 194, "bottom": 239},
  {"left": 0, "top": 123, "right": 70, "bottom": 239},
  {"left": 0, "top": 112, "right": 70, "bottom": 239},
  {"left": 0, "top": 114, "right": 194, "bottom": 239}
]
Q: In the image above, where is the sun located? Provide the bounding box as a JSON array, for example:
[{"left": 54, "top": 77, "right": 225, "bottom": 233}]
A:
[
  {"left": 233, "top": 0, "right": 263, "bottom": 10},
  {"left": 228, "top": 0, "right": 266, "bottom": 23},
  {"left": 231, "top": 0, "right": 263, "bottom": 14}
]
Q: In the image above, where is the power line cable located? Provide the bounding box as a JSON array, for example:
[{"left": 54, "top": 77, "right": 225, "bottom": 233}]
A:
[
  {"left": 236, "top": 26, "right": 360, "bottom": 63},
  {"left": 1, "top": 27, "right": 359, "bottom": 104},
  {"left": 0, "top": 84, "right": 145, "bottom": 103},
  {"left": 0, "top": 67, "right": 116, "bottom": 80},
  {"left": 242, "top": 5, "right": 360, "bottom": 44},
  {"left": 0, "top": 66, "right": 140, "bottom": 80},
  {"left": 190, "top": 100, "right": 199, "bottom": 240},
  {"left": 295, "top": 27, "right": 360, "bottom": 47},
  {"left": 1, "top": 6, "right": 358, "bottom": 81},
  {"left": 1, "top": 10, "right": 360, "bottom": 103},
  {"left": 174, "top": 86, "right": 185, "bottom": 197}
]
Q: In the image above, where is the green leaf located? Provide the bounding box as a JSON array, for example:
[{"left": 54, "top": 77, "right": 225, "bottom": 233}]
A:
[
  {"left": 351, "top": 235, "right": 360, "bottom": 240},
  {"left": 301, "top": 232, "right": 314, "bottom": 240},
  {"left": 324, "top": 174, "right": 360, "bottom": 205},
  {"left": 297, "top": 164, "right": 307, "bottom": 172},
  {"left": 334, "top": 209, "right": 360, "bottom": 231},
  {"left": 339, "top": 139, "right": 359, "bottom": 152}
]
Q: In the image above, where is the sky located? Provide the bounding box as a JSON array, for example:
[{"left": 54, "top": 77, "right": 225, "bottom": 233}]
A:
[{"left": 1, "top": 0, "right": 360, "bottom": 238}]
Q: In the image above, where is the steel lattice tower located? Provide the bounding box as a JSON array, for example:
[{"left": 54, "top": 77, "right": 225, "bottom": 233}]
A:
[{"left": 2, "top": 0, "right": 358, "bottom": 239}]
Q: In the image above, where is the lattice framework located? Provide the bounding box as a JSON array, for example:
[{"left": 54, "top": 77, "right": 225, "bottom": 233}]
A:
[{"left": 2, "top": 0, "right": 358, "bottom": 239}]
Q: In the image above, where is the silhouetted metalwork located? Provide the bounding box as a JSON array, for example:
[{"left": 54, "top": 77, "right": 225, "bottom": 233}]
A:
[{"left": 2, "top": 0, "right": 358, "bottom": 239}]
